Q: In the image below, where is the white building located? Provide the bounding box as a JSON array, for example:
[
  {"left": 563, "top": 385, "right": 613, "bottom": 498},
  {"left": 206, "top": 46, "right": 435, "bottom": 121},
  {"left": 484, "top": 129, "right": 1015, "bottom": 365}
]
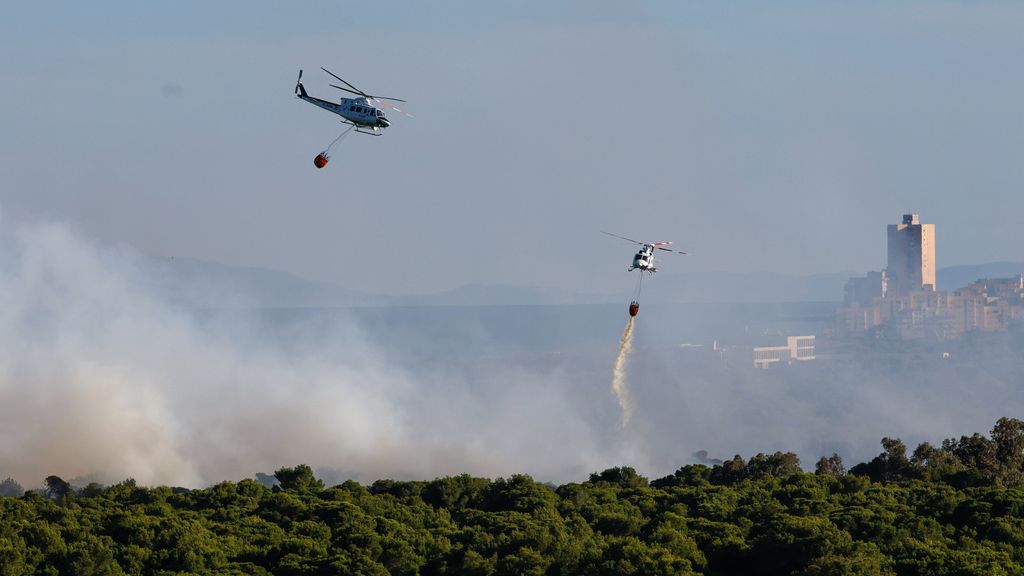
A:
[{"left": 753, "top": 336, "right": 816, "bottom": 369}]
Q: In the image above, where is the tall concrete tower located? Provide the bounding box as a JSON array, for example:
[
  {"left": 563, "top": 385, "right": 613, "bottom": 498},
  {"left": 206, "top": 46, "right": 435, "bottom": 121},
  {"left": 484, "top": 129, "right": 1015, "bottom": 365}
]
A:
[{"left": 886, "top": 213, "right": 935, "bottom": 296}]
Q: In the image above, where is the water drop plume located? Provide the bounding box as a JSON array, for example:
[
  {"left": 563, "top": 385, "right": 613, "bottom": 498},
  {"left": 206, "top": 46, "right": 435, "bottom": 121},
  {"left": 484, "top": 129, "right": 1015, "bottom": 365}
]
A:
[{"left": 611, "top": 317, "right": 635, "bottom": 429}]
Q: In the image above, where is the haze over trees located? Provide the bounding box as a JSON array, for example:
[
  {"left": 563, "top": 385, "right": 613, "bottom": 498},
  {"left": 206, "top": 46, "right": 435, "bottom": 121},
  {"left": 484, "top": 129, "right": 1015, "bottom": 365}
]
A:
[{"left": 5, "top": 419, "right": 1024, "bottom": 574}]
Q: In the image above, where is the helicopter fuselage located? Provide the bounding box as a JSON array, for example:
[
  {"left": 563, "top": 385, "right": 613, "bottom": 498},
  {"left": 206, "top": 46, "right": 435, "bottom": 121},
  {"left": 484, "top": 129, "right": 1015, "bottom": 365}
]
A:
[
  {"left": 297, "top": 88, "right": 390, "bottom": 131},
  {"left": 629, "top": 245, "right": 657, "bottom": 273}
]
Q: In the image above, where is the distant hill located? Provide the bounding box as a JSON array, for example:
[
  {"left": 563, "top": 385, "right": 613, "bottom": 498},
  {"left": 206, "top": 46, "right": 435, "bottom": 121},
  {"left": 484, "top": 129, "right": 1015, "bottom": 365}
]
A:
[
  {"left": 140, "top": 257, "right": 387, "bottom": 308},
  {"left": 937, "top": 262, "right": 1024, "bottom": 291},
  {"left": 139, "top": 257, "right": 602, "bottom": 308},
  {"left": 641, "top": 271, "right": 854, "bottom": 303},
  {"left": 397, "top": 284, "right": 611, "bottom": 306},
  {"left": 138, "top": 257, "right": 1024, "bottom": 307}
]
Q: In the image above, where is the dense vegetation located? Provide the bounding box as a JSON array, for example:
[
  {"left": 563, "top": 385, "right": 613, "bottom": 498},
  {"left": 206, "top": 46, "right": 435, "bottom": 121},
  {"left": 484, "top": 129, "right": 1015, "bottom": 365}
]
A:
[{"left": 5, "top": 418, "right": 1024, "bottom": 575}]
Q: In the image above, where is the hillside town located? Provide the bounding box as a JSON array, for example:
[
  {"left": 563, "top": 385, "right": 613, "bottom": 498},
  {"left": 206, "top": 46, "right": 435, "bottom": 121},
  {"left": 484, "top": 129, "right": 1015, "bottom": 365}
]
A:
[{"left": 835, "top": 214, "right": 1024, "bottom": 341}]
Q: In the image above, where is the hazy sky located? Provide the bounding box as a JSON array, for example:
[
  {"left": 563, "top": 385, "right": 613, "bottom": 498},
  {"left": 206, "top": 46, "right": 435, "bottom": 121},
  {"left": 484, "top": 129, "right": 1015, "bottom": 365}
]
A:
[{"left": 2, "top": 1, "right": 1022, "bottom": 294}]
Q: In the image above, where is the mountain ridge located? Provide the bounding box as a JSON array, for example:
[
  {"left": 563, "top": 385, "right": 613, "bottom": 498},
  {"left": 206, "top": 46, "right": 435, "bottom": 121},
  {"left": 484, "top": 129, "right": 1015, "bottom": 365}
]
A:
[{"left": 142, "top": 256, "right": 1024, "bottom": 307}]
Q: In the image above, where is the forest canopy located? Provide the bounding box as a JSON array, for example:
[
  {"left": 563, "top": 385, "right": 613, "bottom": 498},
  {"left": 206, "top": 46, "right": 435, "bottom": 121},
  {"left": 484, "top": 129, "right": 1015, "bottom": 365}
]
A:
[{"left": 4, "top": 418, "right": 1024, "bottom": 575}]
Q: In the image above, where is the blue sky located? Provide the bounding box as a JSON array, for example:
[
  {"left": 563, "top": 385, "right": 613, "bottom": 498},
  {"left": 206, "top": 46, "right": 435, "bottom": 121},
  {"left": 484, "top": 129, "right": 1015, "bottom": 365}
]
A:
[{"left": 2, "top": 1, "right": 1022, "bottom": 293}]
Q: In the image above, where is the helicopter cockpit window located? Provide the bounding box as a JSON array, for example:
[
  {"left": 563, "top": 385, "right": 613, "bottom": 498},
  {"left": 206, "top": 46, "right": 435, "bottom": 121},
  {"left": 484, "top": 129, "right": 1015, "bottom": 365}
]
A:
[{"left": 376, "top": 109, "right": 383, "bottom": 116}]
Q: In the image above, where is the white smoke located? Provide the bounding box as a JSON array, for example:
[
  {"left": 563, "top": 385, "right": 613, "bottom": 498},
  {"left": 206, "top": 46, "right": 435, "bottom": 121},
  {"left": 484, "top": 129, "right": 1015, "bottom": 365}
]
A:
[
  {"left": 5, "top": 213, "right": 1013, "bottom": 490},
  {"left": 0, "top": 214, "right": 625, "bottom": 487}
]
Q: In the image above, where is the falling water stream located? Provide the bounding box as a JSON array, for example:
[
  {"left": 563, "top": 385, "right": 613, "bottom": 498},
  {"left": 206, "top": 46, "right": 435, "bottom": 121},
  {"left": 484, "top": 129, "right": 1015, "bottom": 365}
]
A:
[{"left": 611, "top": 316, "right": 635, "bottom": 430}]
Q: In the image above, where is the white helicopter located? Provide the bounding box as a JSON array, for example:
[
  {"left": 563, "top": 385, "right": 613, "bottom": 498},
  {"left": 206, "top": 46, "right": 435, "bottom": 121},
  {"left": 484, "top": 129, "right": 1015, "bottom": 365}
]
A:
[
  {"left": 294, "top": 68, "right": 408, "bottom": 136},
  {"left": 602, "top": 231, "right": 686, "bottom": 273},
  {"left": 603, "top": 232, "right": 686, "bottom": 317}
]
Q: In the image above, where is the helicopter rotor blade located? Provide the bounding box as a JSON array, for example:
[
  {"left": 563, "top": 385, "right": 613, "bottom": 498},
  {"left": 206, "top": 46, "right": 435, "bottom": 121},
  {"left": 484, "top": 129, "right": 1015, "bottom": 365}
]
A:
[
  {"left": 601, "top": 231, "right": 644, "bottom": 245},
  {"left": 373, "top": 98, "right": 415, "bottom": 118},
  {"left": 369, "top": 95, "right": 407, "bottom": 103},
  {"left": 295, "top": 69, "right": 303, "bottom": 94},
  {"left": 330, "top": 84, "right": 366, "bottom": 98},
  {"left": 320, "top": 67, "right": 365, "bottom": 96},
  {"left": 654, "top": 241, "right": 686, "bottom": 253}
]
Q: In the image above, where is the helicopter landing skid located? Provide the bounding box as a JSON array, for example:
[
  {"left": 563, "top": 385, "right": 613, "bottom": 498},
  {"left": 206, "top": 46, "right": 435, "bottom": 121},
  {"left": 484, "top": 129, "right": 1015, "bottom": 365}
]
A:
[{"left": 339, "top": 119, "right": 383, "bottom": 136}]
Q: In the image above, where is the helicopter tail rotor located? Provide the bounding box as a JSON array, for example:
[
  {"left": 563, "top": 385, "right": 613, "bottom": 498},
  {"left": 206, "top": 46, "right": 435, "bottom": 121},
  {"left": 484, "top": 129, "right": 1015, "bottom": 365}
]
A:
[{"left": 295, "top": 70, "right": 307, "bottom": 97}]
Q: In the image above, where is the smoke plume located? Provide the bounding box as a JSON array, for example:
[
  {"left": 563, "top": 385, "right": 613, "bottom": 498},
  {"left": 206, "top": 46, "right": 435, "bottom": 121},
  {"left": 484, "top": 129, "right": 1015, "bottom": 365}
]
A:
[
  {"left": 4, "top": 212, "right": 1021, "bottom": 490},
  {"left": 0, "top": 214, "right": 628, "bottom": 488}
]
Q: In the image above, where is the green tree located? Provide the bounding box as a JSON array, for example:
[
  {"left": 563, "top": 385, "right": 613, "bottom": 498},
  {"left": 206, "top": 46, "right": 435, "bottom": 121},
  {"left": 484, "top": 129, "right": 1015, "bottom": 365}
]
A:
[
  {"left": 0, "top": 536, "right": 31, "bottom": 576},
  {"left": 44, "top": 476, "right": 72, "bottom": 501},
  {"left": 651, "top": 465, "right": 711, "bottom": 488},
  {"left": 588, "top": 467, "right": 649, "bottom": 489},
  {"left": 815, "top": 453, "right": 845, "bottom": 477},
  {"left": 851, "top": 438, "right": 913, "bottom": 482},
  {"left": 710, "top": 455, "right": 747, "bottom": 484},
  {"left": 745, "top": 452, "right": 802, "bottom": 479},
  {"left": 273, "top": 465, "right": 324, "bottom": 493},
  {"left": 800, "top": 541, "right": 895, "bottom": 575},
  {"left": 0, "top": 478, "right": 23, "bottom": 498},
  {"left": 943, "top": 433, "right": 999, "bottom": 486},
  {"left": 421, "top": 474, "right": 490, "bottom": 510},
  {"left": 910, "top": 442, "right": 964, "bottom": 482},
  {"left": 991, "top": 417, "right": 1024, "bottom": 485}
]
